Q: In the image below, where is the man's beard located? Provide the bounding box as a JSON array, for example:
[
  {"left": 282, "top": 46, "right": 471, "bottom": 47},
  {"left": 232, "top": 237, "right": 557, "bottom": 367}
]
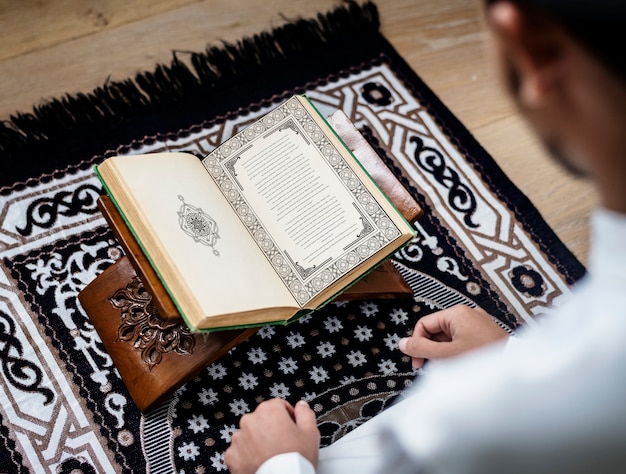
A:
[{"left": 505, "top": 57, "right": 588, "bottom": 178}]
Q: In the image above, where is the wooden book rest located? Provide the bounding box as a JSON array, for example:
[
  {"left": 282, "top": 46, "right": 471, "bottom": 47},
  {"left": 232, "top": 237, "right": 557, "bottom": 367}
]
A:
[{"left": 78, "top": 110, "right": 422, "bottom": 411}]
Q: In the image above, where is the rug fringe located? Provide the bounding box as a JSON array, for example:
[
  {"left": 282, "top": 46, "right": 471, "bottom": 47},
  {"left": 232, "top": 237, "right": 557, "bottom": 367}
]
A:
[{"left": 0, "top": 1, "right": 378, "bottom": 165}]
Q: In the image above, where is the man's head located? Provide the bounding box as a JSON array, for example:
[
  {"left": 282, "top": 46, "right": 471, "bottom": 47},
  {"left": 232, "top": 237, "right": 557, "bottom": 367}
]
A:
[
  {"left": 484, "top": 0, "right": 626, "bottom": 213},
  {"left": 486, "top": 0, "right": 625, "bottom": 81}
]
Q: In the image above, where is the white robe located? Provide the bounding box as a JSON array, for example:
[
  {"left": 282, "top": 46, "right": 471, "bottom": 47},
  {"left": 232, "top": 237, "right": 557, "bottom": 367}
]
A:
[{"left": 257, "top": 208, "right": 626, "bottom": 474}]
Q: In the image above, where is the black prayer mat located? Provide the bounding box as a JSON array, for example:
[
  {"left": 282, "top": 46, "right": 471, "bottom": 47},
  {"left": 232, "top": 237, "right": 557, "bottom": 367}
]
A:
[{"left": 0, "top": 2, "right": 584, "bottom": 473}]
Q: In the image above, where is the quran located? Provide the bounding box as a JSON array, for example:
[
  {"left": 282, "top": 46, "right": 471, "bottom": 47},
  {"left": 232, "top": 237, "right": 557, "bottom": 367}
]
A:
[{"left": 96, "top": 95, "right": 416, "bottom": 331}]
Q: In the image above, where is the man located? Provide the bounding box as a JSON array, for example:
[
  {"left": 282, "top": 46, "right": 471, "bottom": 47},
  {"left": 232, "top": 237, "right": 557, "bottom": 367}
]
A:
[{"left": 225, "top": 0, "right": 626, "bottom": 472}]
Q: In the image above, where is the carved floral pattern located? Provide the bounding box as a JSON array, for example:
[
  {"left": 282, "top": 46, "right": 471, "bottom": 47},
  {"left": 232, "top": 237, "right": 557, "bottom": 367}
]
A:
[{"left": 108, "top": 277, "right": 195, "bottom": 369}]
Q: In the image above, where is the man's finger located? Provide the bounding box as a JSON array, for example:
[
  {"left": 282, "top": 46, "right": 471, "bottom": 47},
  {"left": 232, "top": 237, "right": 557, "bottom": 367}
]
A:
[
  {"left": 412, "top": 313, "right": 446, "bottom": 339},
  {"left": 399, "top": 335, "right": 456, "bottom": 360},
  {"left": 410, "top": 356, "right": 425, "bottom": 369},
  {"left": 414, "top": 305, "right": 471, "bottom": 338},
  {"left": 294, "top": 400, "right": 317, "bottom": 431}
]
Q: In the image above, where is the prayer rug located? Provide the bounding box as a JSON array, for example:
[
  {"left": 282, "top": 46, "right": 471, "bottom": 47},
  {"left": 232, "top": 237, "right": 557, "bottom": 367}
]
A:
[{"left": 0, "top": 2, "right": 585, "bottom": 473}]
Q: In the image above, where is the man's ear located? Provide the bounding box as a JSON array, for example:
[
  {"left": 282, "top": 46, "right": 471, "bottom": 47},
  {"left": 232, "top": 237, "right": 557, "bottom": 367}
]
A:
[{"left": 487, "top": 1, "right": 567, "bottom": 109}]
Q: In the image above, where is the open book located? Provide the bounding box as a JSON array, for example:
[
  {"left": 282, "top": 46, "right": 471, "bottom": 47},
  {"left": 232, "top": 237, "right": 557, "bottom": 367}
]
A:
[{"left": 96, "top": 95, "right": 416, "bottom": 331}]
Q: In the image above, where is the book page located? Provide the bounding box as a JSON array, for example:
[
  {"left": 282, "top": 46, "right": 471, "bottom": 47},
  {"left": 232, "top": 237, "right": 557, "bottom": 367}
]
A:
[
  {"left": 202, "top": 96, "right": 411, "bottom": 307},
  {"left": 234, "top": 125, "right": 364, "bottom": 268},
  {"left": 97, "top": 152, "right": 297, "bottom": 327}
]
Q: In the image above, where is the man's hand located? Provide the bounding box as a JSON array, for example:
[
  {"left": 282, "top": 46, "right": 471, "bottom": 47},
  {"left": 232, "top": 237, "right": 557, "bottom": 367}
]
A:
[
  {"left": 224, "top": 398, "right": 320, "bottom": 474},
  {"left": 399, "top": 304, "right": 509, "bottom": 369}
]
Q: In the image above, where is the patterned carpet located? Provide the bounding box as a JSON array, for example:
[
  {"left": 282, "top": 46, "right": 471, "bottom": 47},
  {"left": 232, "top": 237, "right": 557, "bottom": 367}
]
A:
[{"left": 0, "top": 2, "right": 584, "bottom": 473}]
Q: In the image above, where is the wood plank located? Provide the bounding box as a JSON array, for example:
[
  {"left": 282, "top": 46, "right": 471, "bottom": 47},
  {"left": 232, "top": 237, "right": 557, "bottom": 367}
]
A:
[{"left": 0, "top": 0, "right": 199, "bottom": 60}]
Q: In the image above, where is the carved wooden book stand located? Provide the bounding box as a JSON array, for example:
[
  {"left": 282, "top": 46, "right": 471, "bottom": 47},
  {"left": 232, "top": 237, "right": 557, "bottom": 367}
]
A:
[{"left": 78, "top": 111, "right": 423, "bottom": 411}]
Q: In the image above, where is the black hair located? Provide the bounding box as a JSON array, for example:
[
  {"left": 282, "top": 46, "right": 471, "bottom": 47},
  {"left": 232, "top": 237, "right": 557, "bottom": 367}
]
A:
[{"left": 485, "top": 0, "right": 626, "bottom": 81}]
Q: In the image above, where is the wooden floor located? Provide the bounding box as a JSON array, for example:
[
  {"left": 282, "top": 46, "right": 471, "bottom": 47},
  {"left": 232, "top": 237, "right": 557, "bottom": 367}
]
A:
[{"left": 0, "top": 0, "right": 597, "bottom": 264}]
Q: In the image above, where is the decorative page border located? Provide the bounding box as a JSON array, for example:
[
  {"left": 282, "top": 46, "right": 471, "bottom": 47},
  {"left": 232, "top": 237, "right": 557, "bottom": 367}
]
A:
[{"left": 202, "top": 96, "right": 402, "bottom": 306}]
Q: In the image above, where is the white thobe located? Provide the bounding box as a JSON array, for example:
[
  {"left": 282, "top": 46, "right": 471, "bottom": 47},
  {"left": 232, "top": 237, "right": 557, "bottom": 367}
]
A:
[{"left": 257, "top": 208, "right": 626, "bottom": 474}]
